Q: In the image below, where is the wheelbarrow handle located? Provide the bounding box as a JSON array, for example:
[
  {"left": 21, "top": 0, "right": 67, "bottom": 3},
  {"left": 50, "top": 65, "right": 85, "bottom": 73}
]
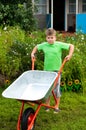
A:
[
  {"left": 32, "top": 57, "right": 67, "bottom": 71},
  {"left": 59, "top": 58, "right": 67, "bottom": 73},
  {"left": 54, "top": 58, "right": 67, "bottom": 87}
]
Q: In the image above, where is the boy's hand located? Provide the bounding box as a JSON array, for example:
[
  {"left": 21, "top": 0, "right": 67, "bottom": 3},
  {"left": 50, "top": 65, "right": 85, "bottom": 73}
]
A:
[
  {"left": 65, "top": 44, "right": 74, "bottom": 61},
  {"left": 31, "top": 53, "right": 35, "bottom": 58},
  {"left": 65, "top": 55, "right": 72, "bottom": 61},
  {"left": 31, "top": 46, "right": 37, "bottom": 59}
]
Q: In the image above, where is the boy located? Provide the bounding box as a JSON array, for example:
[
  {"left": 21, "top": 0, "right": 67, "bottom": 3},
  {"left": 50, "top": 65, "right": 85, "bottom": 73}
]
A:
[{"left": 31, "top": 28, "right": 74, "bottom": 113}]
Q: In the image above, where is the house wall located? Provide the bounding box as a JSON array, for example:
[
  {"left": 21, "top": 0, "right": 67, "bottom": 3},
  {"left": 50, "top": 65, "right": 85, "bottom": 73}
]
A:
[
  {"left": 76, "top": 14, "right": 86, "bottom": 33},
  {"left": 34, "top": 14, "right": 46, "bottom": 29},
  {"left": 33, "top": 0, "right": 86, "bottom": 33}
]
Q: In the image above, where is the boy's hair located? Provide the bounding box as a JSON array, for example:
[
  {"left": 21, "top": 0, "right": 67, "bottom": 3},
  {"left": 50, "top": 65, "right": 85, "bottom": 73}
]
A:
[{"left": 45, "top": 28, "right": 56, "bottom": 36}]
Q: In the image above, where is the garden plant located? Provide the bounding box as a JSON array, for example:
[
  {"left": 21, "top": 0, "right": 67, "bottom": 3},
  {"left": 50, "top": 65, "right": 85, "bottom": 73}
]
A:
[{"left": 0, "top": 27, "right": 86, "bottom": 93}]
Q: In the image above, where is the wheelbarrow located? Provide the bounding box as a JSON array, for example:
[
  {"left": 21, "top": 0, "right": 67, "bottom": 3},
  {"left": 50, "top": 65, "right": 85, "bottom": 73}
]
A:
[{"left": 2, "top": 58, "right": 67, "bottom": 130}]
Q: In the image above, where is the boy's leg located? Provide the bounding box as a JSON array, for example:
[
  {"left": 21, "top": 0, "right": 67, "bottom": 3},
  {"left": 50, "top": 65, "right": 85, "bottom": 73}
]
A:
[
  {"left": 45, "top": 75, "right": 61, "bottom": 112},
  {"left": 55, "top": 97, "right": 60, "bottom": 109},
  {"left": 46, "top": 96, "right": 50, "bottom": 106},
  {"left": 45, "top": 96, "right": 50, "bottom": 111},
  {"left": 54, "top": 75, "right": 61, "bottom": 112}
]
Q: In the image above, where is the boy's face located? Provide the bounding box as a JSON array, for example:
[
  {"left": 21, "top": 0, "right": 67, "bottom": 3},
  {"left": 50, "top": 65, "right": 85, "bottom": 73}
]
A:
[{"left": 46, "top": 35, "right": 56, "bottom": 44}]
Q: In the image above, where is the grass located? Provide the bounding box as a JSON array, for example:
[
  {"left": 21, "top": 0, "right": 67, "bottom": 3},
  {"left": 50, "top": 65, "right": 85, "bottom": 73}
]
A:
[{"left": 0, "top": 87, "right": 86, "bottom": 130}]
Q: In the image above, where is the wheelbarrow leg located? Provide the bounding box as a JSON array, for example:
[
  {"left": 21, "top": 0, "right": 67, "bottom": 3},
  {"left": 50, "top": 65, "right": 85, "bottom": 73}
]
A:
[
  {"left": 52, "top": 90, "right": 60, "bottom": 108},
  {"left": 17, "top": 101, "right": 24, "bottom": 130}
]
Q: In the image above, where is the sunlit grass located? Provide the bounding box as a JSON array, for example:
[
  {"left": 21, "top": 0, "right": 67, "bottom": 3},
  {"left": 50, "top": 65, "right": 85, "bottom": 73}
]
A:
[{"left": 0, "top": 88, "right": 86, "bottom": 130}]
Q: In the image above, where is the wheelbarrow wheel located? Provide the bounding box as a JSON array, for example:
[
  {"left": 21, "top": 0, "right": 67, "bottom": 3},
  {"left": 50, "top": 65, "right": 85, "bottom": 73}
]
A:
[{"left": 21, "top": 107, "right": 36, "bottom": 130}]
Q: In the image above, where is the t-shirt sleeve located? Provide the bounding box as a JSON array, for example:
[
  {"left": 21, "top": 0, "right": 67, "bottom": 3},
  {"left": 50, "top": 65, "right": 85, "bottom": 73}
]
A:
[
  {"left": 59, "top": 42, "right": 70, "bottom": 50},
  {"left": 37, "top": 43, "right": 45, "bottom": 51}
]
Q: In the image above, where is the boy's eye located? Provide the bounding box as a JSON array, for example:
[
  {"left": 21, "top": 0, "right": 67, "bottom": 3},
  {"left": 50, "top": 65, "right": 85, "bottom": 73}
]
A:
[{"left": 48, "top": 37, "right": 53, "bottom": 39}]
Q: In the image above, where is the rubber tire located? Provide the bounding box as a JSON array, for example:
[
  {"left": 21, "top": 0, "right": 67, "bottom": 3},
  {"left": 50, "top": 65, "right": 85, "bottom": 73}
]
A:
[{"left": 21, "top": 107, "right": 35, "bottom": 130}]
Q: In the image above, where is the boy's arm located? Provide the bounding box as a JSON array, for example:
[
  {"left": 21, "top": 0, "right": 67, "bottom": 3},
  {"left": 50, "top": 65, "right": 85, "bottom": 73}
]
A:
[
  {"left": 31, "top": 46, "right": 38, "bottom": 58},
  {"left": 65, "top": 44, "right": 74, "bottom": 61}
]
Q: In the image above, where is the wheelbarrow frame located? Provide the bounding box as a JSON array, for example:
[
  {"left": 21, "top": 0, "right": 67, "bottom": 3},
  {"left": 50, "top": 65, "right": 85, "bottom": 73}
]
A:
[{"left": 17, "top": 58, "right": 67, "bottom": 130}]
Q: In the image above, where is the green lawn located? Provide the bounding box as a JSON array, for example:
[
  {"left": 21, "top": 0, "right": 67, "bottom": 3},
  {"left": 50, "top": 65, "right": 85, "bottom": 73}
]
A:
[{"left": 0, "top": 87, "right": 86, "bottom": 130}]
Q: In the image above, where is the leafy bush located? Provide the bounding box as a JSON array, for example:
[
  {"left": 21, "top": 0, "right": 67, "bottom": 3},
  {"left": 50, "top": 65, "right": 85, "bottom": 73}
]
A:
[
  {"left": 0, "top": 26, "right": 25, "bottom": 80},
  {"left": 60, "top": 33, "right": 86, "bottom": 92},
  {"left": 0, "top": 27, "right": 86, "bottom": 93}
]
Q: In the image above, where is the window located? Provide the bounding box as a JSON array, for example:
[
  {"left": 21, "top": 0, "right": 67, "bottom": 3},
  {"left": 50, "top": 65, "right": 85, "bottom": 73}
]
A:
[
  {"left": 69, "top": 0, "right": 76, "bottom": 13},
  {"left": 35, "top": 0, "right": 47, "bottom": 14},
  {"left": 82, "top": 0, "right": 86, "bottom": 13}
]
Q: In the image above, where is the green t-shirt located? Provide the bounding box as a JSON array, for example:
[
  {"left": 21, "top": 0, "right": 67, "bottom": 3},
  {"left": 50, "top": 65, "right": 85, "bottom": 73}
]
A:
[{"left": 37, "top": 41, "right": 70, "bottom": 71}]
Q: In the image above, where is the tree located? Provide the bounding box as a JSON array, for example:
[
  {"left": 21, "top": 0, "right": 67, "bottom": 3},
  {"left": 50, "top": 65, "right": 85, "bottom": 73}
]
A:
[{"left": 0, "top": 0, "right": 37, "bottom": 32}]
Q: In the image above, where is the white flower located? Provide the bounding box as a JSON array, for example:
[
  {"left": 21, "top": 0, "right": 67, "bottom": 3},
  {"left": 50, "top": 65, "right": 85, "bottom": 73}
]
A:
[
  {"left": 3, "top": 27, "right": 7, "bottom": 31},
  {"left": 81, "top": 35, "right": 84, "bottom": 40}
]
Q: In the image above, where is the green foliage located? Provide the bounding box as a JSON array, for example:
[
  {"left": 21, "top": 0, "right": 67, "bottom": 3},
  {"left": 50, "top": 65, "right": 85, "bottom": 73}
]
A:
[
  {"left": 0, "top": 27, "right": 45, "bottom": 80},
  {"left": 0, "top": 27, "right": 86, "bottom": 93},
  {"left": 15, "top": 1, "right": 37, "bottom": 32},
  {"left": 0, "top": 26, "right": 25, "bottom": 79},
  {"left": 60, "top": 33, "right": 86, "bottom": 91},
  {"left": 0, "top": 0, "right": 37, "bottom": 32}
]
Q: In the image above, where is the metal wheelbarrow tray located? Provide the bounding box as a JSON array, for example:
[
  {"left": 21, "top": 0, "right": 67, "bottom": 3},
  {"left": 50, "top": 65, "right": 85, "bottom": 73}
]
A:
[{"left": 2, "top": 70, "right": 57, "bottom": 102}]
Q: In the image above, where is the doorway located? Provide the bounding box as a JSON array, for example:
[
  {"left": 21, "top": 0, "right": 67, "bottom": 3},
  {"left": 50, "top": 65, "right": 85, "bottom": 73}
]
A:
[{"left": 53, "top": 0, "right": 65, "bottom": 31}]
